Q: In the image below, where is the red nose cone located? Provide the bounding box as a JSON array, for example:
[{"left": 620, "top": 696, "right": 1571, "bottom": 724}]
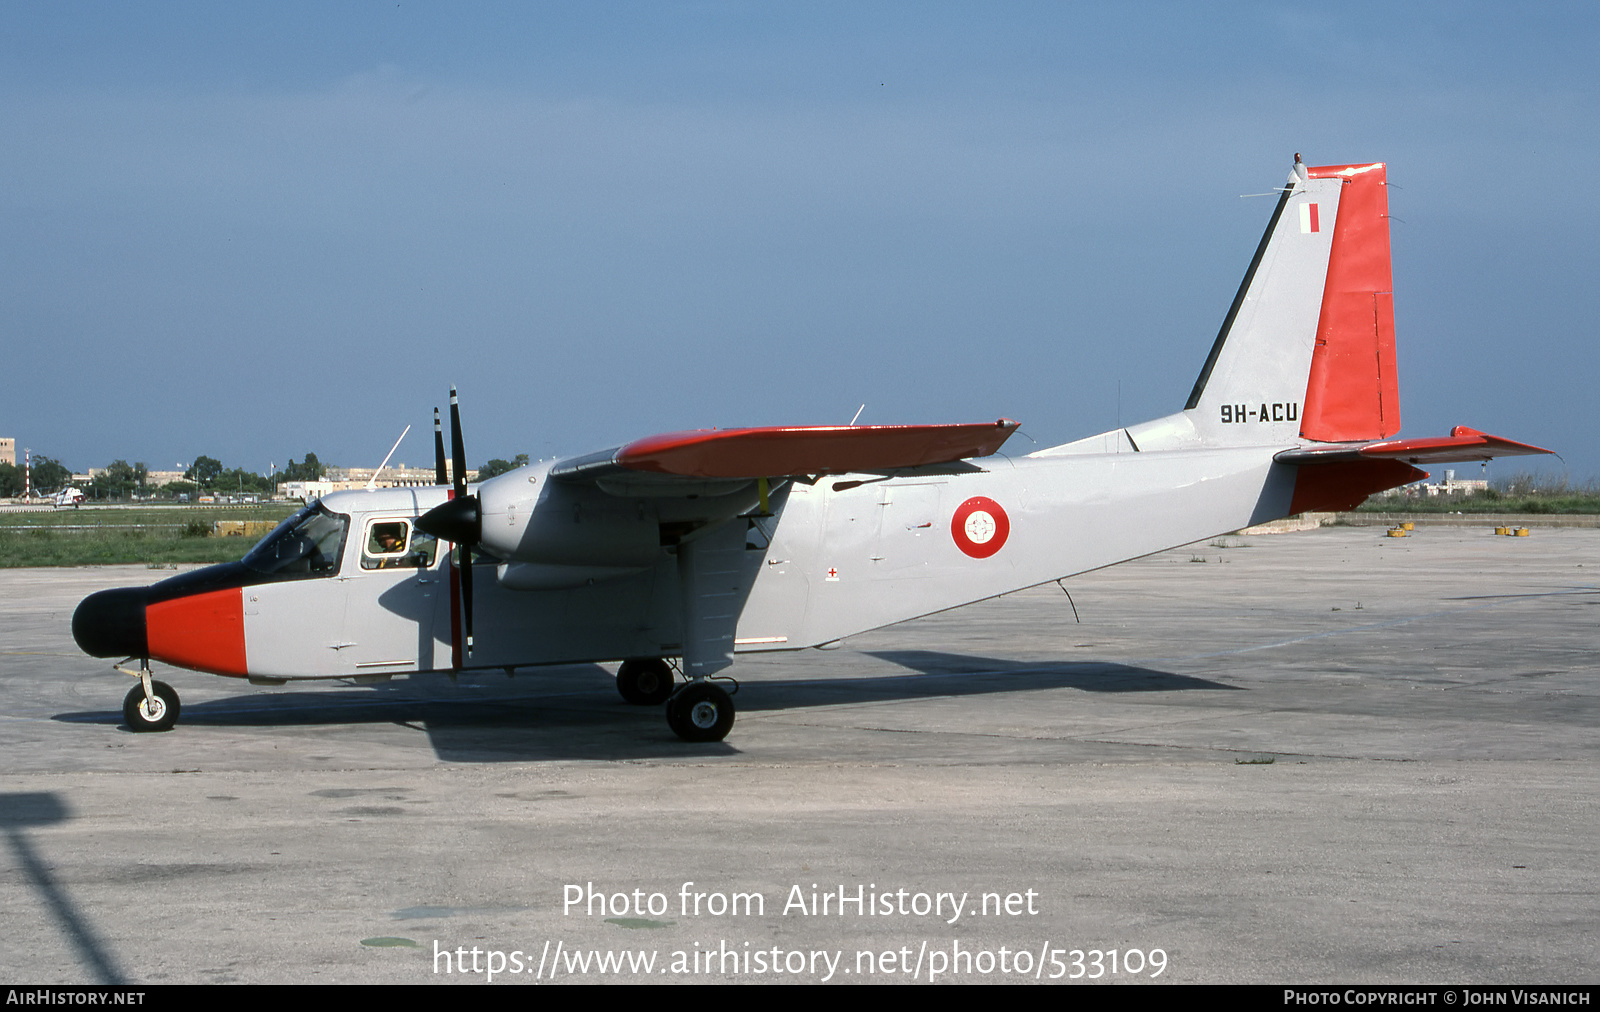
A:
[{"left": 145, "top": 588, "right": 248, "bottom": 676}]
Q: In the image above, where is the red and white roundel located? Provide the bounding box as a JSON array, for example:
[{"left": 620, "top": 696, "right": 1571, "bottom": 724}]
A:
[{"left": 950, "top": 496, "right": 1010, "bottom": 559}]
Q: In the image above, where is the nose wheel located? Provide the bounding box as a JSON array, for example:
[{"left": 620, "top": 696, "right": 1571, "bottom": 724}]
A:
[
  {"left": 122, "top": 680, "right": 180, "bottom": 732},
  {"left": 665, "top": 681, "right": 735, "bottom": 742}
]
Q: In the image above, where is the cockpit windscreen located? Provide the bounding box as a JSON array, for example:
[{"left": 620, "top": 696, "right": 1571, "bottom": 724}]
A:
[{"left": 241, "top": 502, "right": 350, "bottom": 579}]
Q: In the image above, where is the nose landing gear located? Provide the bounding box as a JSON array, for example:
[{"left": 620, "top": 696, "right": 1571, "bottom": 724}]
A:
[{"left": 121, "top": 674, "right": 180, "bottom": 732}]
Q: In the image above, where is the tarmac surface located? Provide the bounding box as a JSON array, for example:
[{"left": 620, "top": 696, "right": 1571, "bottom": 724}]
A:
[{"left": 1, "top": 526, "right": 1595, "bottom": 985}]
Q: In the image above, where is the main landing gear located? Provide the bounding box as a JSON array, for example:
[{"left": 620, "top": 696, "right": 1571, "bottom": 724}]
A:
[
  {"left": 615, "top": 658, "right": 736, "bottom": 742},
  {"left": 665, "top": 681, "right": 735, "bottom": 743},
  {"left": 615, "top": 658, "right": 676, "bottom": 706}
]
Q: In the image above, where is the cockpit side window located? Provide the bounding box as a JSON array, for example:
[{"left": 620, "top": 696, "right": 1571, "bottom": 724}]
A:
[
  {"left": 364, "top": 521, "right": 409, "bottom": 568},
  {"left": 241, "top": 503, "right": 350, "bottom": 579},
  {"left": 361, "top": 519, "right": 439, "bottom": 570}
]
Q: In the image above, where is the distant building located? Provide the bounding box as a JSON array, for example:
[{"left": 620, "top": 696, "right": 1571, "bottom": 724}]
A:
[
  {"left": 324, "top": 463, "right": 478, "bottom": 486},
  {"left": 74, "top": 468, "right": 186, "bottom": 490},
  {"left": 0, "top": 438, "right": 13, "bottom": 467},
  {"left": 279, "top": 464, "right": 480, "bottom": 502},
  {"left": 279, "top": 480, "right": 365, "bottom": 501},
  {"left": 1421, "top": 478, "right": 1488, "bottom": 496},
  {"left": 1393, "top": 469, "right": 1489, "bottom": 498}
]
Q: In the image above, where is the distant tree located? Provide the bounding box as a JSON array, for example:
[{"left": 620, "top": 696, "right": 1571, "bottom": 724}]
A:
[
  {"left": 0, "top": 462, "right": 20, "bottom": 497},
  {"left": 186, "top": 456, "right": 224, "bottom": 489},
  {"left": 162, "top": 481, "right": 199, "bottom": 497},
  {"left": 281, "top": 454, "right": 326, "bottom": 482},
  {"left": 216, "top": 467, "right": 273, "bottom": 494},
  {"left": 90, "top": 459, "right": 140, "bottom": 500},
  {"left": 30, "top": 457, "right": 71, "bottom": 495},
  {"left": 477, "top": 454, "right": 530, "bottom": 480}
]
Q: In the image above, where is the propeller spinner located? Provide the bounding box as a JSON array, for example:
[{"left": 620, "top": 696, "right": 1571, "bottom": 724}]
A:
[{"left": 418, "top": 388, "right": 481, "bottom": 657}]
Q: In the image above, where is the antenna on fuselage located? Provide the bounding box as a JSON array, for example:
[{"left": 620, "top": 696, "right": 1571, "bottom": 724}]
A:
[{"left": 365, "top": 425, "right": 412, "bottom": 491}]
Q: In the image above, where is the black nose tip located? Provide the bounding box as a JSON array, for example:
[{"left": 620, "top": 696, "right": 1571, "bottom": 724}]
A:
[{"left": 72, "top": 588, "right": 148, "bottom": 658}]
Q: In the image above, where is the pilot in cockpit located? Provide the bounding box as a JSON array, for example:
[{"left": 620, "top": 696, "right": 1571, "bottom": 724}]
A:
[{"left": 365, "top": 524, "right": 408, "bottom": 569}]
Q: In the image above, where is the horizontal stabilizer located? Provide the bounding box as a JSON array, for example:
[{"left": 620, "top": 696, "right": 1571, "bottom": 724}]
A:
[
  {"left": 554, "top": 420, "right": 1019, "bottom": 481},
  {"left": 1276, "top": 426, "right": 1553, "bottom": 466}
]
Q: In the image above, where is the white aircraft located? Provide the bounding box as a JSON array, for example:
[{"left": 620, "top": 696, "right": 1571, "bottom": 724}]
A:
[
  {"left": 73, "top": 157, "right": 1550, "bottom": 740},
  {"left": 53, "top": 487, "right": 86, "bottom": 508}
]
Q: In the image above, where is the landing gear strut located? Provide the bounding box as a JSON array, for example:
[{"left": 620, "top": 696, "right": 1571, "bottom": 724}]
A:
[
  {"left": 665, "top": 681, "right": 735, "bottom": 742},
  {"left": 616, "top": 658, "right": 675, "bottom": 705}
]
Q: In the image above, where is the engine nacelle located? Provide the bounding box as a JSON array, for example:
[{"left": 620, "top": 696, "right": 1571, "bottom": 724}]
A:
[{"left": 477, "top": 464, "right": 661, "bottom": 568}]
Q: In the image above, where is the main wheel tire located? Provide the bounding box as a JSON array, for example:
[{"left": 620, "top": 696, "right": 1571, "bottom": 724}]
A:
[
  {"left": 665, "top": 682, "right": 735, "bottom": 742},
  {"left": 123, "top": 681, "right": 180, "bottom": 732},
  {"left": 616, "top": 658, "right": 675, "bottom": 705}
]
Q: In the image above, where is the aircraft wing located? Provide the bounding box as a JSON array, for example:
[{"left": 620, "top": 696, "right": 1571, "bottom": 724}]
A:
[
  {"left": 550, "top": 420, "right": 1021, "bottom": 482},
  {"left": 1276, "top": 426, "right": 1553, "bottom": 466}
]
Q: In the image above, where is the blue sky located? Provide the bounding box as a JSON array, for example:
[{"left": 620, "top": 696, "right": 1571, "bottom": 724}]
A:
[{"left": 3, "top": 2, "right": 1595, "bottom": 480}]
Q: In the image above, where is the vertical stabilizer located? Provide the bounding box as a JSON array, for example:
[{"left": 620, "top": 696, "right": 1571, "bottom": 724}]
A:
[
  {"left": 1179, "top": 160, "right": 1344, "bottom": 446},
  {"left": 1043, "top": 156, "right": 1404, "bottom": 459}
]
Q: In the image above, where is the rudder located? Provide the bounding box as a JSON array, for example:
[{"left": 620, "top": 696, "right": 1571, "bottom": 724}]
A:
[{"left": 1299, "top": 162, "right": 1399, "bottom": 441}]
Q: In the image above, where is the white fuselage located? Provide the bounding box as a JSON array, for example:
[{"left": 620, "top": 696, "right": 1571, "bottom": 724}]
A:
[{"left": 233, "top": 440, "right": 1288, "bottom": 681}]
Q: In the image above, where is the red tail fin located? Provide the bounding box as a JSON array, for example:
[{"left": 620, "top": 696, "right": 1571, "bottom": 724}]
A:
[{"left": 1300, "top": 162, "right": 1400, "bottom": 441}]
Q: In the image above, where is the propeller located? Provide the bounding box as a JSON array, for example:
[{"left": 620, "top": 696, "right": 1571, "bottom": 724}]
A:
[{"left": 417, "top": 387, "right": 481, "bottom": 658}]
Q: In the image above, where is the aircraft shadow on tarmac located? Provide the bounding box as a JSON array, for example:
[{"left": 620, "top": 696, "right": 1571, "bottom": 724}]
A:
[{"left": 51, "top": 654, "right": 1234, "bottom": 763}]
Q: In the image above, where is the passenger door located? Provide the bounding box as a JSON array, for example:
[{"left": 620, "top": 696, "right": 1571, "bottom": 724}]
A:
[{"left": 337, "top": 517, "right": 447, "bottom": 676}]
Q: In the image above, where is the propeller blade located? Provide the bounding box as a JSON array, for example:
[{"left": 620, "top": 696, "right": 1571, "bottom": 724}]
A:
[
  {"left": 433, "top": 408, "right": 447, "bottom": 486},
  {"left": 444, "top": 386, "right": 475, "bottom": 657},
  {"left": 450, "top": 386, "right": 468, "bottom": 498}
]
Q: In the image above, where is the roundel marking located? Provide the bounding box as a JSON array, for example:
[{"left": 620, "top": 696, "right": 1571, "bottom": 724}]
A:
[{"left": 950, "top": 496, "right": 1010, "bottom": 559}]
